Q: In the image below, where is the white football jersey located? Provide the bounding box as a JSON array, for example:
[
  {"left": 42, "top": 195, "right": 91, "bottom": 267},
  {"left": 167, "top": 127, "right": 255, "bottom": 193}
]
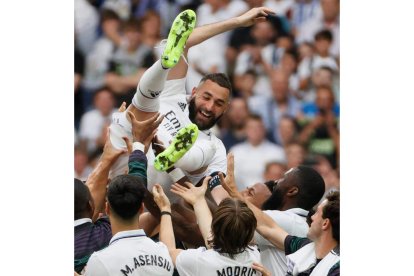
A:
[
  {"left": 254, "top": 208, "right": 309, "bottom": 276},
  {"left": 146, "top": 78, "right": 227, "bottom": 198},
  {"left": 176, "top": 246, "right": 261, "bottom": 276},
  {"left": 84, "top": 229, "right": 173, "bottom": 276}
]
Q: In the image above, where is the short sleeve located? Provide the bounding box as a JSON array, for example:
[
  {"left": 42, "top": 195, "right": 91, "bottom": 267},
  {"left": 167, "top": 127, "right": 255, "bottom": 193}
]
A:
[
  {"left": 254, "top": 231, "right": 273, "bottom": 247},
  {"left": 84, "top": 254, "right": 109, "bottom": 276},
  {"left": 284, "top": 235, "right": 312, "bottom": 255},
  {"left": 175, "top": 247, "right": 206, "bottom": 276},
  {"left": 206, "top": 138, "right": 227, "bottom": 176},
  {"left": 254, "top": 210, "right": 289, "bottom": 247}
]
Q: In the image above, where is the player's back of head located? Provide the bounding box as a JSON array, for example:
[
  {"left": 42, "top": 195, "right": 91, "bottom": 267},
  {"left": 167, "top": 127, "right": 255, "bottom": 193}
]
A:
[
  {"left": 208, "top": 198, "right": 257, "bottom": 259},
  {"left": 294, "top": 166, "right": 325, "bottom": 210},
  {"left": 74, "top": 178, "right": 92, "bottom": 220},
  {"left": 107, "top": 175, "right": 147, "bottom": 221},
  {"left": 323, "top": 190, "right": 340, "bottom": 243}
]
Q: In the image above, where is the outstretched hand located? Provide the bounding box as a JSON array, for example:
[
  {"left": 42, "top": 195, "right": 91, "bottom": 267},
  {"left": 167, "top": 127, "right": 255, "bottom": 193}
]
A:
[
  {"left": 127, "top": 111, "right": 164, "bottom": 153},
  {"left": 219, "top": 153, "right": 242, "bottom": 199},
  {"left": 152, "top": 184, "right": 171, "bottom": 212},
  {"left": 236, "top": 7, "right": 275, "bottom": 27},
  {"left": 171, "top": 176, "right": 211, "bottom": 206}
]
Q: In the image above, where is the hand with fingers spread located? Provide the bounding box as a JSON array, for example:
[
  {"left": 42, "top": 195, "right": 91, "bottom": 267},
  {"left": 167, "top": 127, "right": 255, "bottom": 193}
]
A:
[
  {"left": 252, "top": 262, "right": 272, "bottom": 276},
  {"left": 236, "top": 7, "right": 275, "bottom": 27},
  {"left": 101, "top": 128, "right": 128, "bottom": 165},
  {"left": 152, "top": 184, "right": 171, "bottom": 212},
  {"left": 127, "top": 111, "right": 164, "bottom": 153},
  {"left": 218, "top": 153, "right": 242, "bottom": 199},
  {"left": 171, "top": 176, "right": 211, "bottom": 206}
]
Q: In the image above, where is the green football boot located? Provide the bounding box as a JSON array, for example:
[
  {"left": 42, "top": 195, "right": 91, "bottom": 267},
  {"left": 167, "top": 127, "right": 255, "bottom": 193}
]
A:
[
  {"left": 154, "top": 123, "right": 199, "bottom": 171},
  {"left": 161, "top": 9, "right": 196, "bottom": 69}
]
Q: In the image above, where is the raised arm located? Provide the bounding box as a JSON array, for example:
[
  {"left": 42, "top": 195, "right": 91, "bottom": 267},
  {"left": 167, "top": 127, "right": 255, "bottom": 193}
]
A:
[
  {"left": 187, "top": 7, "right": 275, "bottom": 48},
  {"left": 171, "top": 177, "right": 213, "bottom": 248},
  {"left": 219, "top": 153, "right": 288, "bottom": 250},
  {"left": 153, "top": 184, "right": 183, "bottom": 265},
  {"left": 86, "top": 129, "right": 126, "bottom": 222},
  {"left": 169, "top": 7, "right": 275, "bottom": 80}
]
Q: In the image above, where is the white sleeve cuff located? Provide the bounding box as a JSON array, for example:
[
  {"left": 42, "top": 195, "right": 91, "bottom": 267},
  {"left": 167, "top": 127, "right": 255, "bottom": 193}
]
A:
[{"left": 132, "top": 142, "right": 145, "bottom": 152}]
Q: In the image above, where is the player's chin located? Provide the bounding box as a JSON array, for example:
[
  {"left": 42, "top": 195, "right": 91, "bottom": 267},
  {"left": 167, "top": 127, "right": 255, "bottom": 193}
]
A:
[{"left": 195, "top": 116, "right": 215, "bottom": 130}]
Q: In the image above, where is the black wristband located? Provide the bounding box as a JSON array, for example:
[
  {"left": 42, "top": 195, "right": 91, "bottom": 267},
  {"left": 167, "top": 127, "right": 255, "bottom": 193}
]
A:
[
  {"left": 160, "top": 211, "right": 172, "bottom": 217},
  {"left": 208, "top": 171, "right": 225, "bottom": 191}
]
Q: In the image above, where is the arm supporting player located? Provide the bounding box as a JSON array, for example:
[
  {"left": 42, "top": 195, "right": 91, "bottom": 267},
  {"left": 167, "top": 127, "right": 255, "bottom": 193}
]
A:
[
  {"left": 171, "top": 177, "right": 213, "bottom": 248},
  {"left": 86, "top": 128, "right": 126, "bottom": 222},
  {"left": 219, "top": 153, "right": 289, "bottom": 251},
  {"left": 152, "top": 184, "right": 183, "bottom": 265}
]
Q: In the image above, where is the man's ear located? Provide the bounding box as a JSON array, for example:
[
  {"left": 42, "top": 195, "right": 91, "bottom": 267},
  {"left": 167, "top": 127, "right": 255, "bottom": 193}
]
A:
[
  {"left": 138, "top": 202, "right": 144, "bottom": 215},
  {"left": 105, "top": 202, "right": 110, "bottom": 216},
  {"left": 191, "top": 87, "right": 197, "bottom": 96},
  {"left": 286, "top": 186, "right": 299, "bottom": 197},
  {"left": 88, "top": 199, "right": 95, "bottom": 218},
  {"left": 322, "top": 218, "right": 330, "bottom": 231}
]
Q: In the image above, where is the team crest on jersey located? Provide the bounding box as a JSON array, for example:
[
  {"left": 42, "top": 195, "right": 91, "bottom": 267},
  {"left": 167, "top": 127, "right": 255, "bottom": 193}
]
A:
[{"left": 177, "top": 102, "right": 187, "bottom": 111}]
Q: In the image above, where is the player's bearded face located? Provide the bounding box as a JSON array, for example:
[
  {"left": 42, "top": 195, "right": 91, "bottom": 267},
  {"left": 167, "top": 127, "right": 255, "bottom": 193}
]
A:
[{"left": 188, "top": 97, "right": 223, "bottom": 130}]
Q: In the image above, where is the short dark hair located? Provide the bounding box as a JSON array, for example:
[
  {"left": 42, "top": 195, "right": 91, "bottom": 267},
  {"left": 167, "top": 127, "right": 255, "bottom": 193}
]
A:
[
  {"left": 314, "top": 29, "right": 333, "bottom": 42},
  {"left": 74, "top": 178, "right": 92, "bottom": 220},
  {"left": 123, "top": 18, "right": 142, "bottom": 32},
  {"left": 247, "top": 113, "right": 263, "bottom": 122},
  {"left": 107, "top": 175, "right": 147, "bottom": 221},
  {"left": 101, "top": 9, "right": 120, "bottom": 22},
  {"left": 280, "top": 114, "right": 301, "bottom": 133},
  {"left": 208, "top": 198, "right": 257, "bottom": 259},
  {"left": 93, "top": 86, "right": 115, "bottom": 100},
  {"left": 199, "top": 73, "right": 232, "bottom": 95},
  {"left": 283, "top": 48, "right": 299, "bottom": 62},
  {"left": 293, "top": 166, "right": 325, "bottom": 210},
  {"left": 323, "top": 191, "right": 340, "bottom": 243}
]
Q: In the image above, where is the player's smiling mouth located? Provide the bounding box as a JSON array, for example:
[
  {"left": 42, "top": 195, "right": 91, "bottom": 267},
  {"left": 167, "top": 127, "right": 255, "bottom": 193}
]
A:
[{"left": 199, "top": 110, "right": 212, "bottom": 118}]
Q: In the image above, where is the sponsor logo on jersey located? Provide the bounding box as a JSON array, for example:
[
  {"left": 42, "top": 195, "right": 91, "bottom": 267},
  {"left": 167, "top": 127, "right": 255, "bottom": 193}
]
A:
[
  {"left": 177, "top": 102, "right": 187, "bottom": 112},
  {"left": 163, "top": 110, "right": 181, "bottom": 136}
]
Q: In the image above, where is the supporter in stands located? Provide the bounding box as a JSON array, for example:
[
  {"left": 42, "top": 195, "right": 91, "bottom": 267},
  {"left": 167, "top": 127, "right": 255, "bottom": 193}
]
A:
[
  {"left": 285, "top": 141, "right": 307, "bottom": 169},
  {"left": 297, "top": 0, "right": 340, "bottom": 57},
  {"left": 231, "top": 114, "right": 286, "bottom": 190},
  {"left": 105, "top": 18, "right": 154, "bottom": 105},
  {"left": 249, "top": 69, "right": 302, "bottom": 144},
  {"left": 298, "top": 85, "right": 339, "bottom": 168},
  {"left": 82, "top": 9, "right": 122, "bottom": 108},
  {"left": 220, "top": 97, "right": 249, "bottom": 151},
  {"left": 263, "top": 161, "right": 287, "bottom": 182},
  {"left": 78, "top": 88, "right": 117, "bottom": 155}
]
